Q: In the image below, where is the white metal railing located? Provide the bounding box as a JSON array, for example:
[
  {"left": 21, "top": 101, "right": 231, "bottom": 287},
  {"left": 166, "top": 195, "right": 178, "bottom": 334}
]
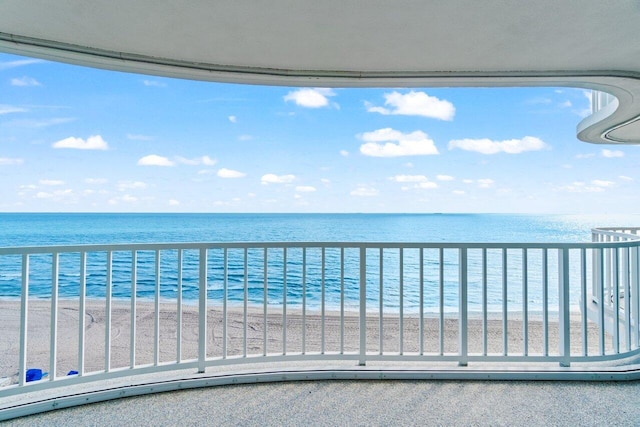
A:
[
  {"left": 1, "top": 228, "right": 640, "bottom": 417},
  {"left": 590, "top": 227, "right": 640, "bottom": 352}
]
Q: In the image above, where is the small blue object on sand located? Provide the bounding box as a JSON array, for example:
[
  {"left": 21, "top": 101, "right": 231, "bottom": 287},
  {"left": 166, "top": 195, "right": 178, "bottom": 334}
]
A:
[
  {"left": 67, "top": 370, "right": 78, "bottom": 376},
  {"left": 26, "top": 369, "right": 42, "bottom": 382}
]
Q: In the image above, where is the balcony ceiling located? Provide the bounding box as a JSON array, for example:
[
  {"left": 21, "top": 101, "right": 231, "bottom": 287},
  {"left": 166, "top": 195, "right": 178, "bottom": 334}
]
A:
[{"left": 1, "top": 0, "right": 640, "bottom": 143}]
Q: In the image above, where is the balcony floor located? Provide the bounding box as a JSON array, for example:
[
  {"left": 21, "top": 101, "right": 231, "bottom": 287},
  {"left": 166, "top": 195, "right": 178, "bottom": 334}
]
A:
[{"left": 7, "top": 376, "right": 640, "bottom": 426}]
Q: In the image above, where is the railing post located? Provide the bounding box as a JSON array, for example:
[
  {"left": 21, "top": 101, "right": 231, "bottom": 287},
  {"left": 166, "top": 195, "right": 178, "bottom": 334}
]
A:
[
  {"left": 559, "top": 248, "right": 571, "bottom": 367},
  {"left": 632, "top": 246, "right": 639, "bottom": 348},
  {"left": 597, "top": 248, "right": 605, "bottom": 355},
  {"left": 50, "top": 252, "right": 59, "bottom": 382},
  {"left": 359, "top": 246, "right": 366, "bottom": 366},
  {"left": 78, "top": 251, "right": 87, "bottom": 376},
  {"left": 592, "top": 232, "right": 599, "bottom": 303},
  {"left": 18, "top": 254, "right": 29, "bottom": 386},
  {"left": 612, "top": 247, "right": 620, "bottom": 353},
  {"left": 198, "top": 248, "right": 207, "bottom": 373},
  {"left": 459, "top": 247, "right": 468, "bottom": 367}
]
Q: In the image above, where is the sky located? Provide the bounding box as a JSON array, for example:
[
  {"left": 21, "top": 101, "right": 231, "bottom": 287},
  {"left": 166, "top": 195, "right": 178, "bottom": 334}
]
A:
[{"left": 0, "top": 52, "right": 637, "bottom": 214}]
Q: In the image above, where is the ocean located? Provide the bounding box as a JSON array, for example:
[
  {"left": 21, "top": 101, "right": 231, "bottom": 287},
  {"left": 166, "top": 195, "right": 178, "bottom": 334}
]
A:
[{"left": 1, "top": 213, "right": 638, "bottom": 312}]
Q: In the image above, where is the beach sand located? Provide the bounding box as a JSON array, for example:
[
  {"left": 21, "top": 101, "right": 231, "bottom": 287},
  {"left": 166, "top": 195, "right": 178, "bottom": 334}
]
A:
[{"left": 0, "top": 299, "right": 607, "bottom": 383}]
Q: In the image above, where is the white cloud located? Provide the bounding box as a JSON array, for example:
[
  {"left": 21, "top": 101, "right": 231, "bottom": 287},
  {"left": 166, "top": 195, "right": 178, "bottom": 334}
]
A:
[
  {"left": 217, "top": 168, "right": 246, "bottom": 178},
  {"left": 284, "top": 88, "right": 336, "bottom": 108},
  {"left": 389, "top": 175, "right": 428, "bottom": 183},
  {"left": 126, "top": 134, "right": 154, "bottom": 141},
  {"left": 556, "top": 181, "right": 605, "bottom": 193},
  {"left": 576, "top": 153, "right": 595, "bottom": 159},
  {"left": 619, "top": 175, "right": 634, "bottom": 181},
  {"left": 366, "top": 91, "right": 455, "bottom": 121},
  {"left": 85, "top": 178, "right": 108, "bottom": 185},
  {"left": 35, "top": 191, "right": 53, "bottom": 199},
  {"left": 448, "top": 136, "right": 547, "bottom": 154},
  {"left": 201, "top": 156, "right": 217, "bottom": 165},
  {"left": 11, "top": 76, "right": 41, "bottom": 87},
  {"left": 137, "top": 154, "right": 175, "bottom": 166},
  {"left": 143, "top": 80, "right": 167, "bottom": 87},
  {"left": 340, "top": 150, "right": 349, "bottom": 157},
  {"left": 359, "top": 128, "right": 439, "bottom": 157},
  {"left": 35, "top": 189, "right": 73, "bottom": 199},
  {"left": 436, "top": 175, "right": 454, "bottom": 181},
  {"left": 0, "top": 157, "right": 24, "bottom": 165},
  {"left": 169, "top": 199, "right": 180, "bottom": 206},
  {"left": 458, "top": 178, "right": 494, "bottom": 188},
  {"left": 453, "top": 190, "right": 466, "bottom": 195},
  {"left": 228, "top": 116, "right": 237, "bottom": 123},
  {"left": 39, "top": 179, "right": 64, "bottom": 186},
  {"left": 238, "top": 134, "right": 253, "bottom": 141},
  {"left": 321, "top": 178, "right": 331, "bottom": 186},
  {"left": 295, "top": 186, "right": 317, "bottom": 192},
  {"left": 602, "top": 149, "right": 624, "bottom": 158},
  {"left": 559, "top": 100, "right": 572, "bottom": 108},
  {"left": 477, "top": 179, "right": 495, "bottom": 188},
  {"left": 261, "top": 174, "right": 295, "bottom": 184},
  {"left": 350, "top": 186, "right": 379, "bottom": 197},
  {"left": 417, "top": 181, "right": 438, "bottom": 189},
  {"left": 121, "top": 194, "right": 138, "bottom": 202},
  {"left": 118, "top": 181, "right": 148, "bottom": 191},
  {"left": 592, "top": 179, "right": 615, "bottom": 187},
  {"left": 0, "top": 105, "right": 28, "bottom": 115},
  {"left": 176, "top": 155, "right": 217, "bottom": 166},
  {"left": 52, "top": 135, "right": 109, "bottom": 150},
  {"left": 0, "top": 59, "right": 44, "bottom": 70}
]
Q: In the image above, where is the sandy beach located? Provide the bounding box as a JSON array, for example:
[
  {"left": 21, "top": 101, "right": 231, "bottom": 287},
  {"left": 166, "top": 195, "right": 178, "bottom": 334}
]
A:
[{"left": 0, "top": 299, "right": 605, "bottom": 384}]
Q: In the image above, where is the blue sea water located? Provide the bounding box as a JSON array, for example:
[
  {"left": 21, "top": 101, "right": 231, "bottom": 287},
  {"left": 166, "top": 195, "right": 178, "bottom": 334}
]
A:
[
  {"left": 1, "top": 212, "right": 638, "bottom": 246},
  {"left": 1, "top": 213, "right": 638, "bottom": 311}
]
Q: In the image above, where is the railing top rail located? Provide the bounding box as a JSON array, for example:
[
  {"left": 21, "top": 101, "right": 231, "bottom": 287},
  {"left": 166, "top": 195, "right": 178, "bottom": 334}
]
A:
[
  {"left": 1, "top": 236, "right": 639, "bottom": 255},
  {"left": 592, "top": 227, "right": 640, "bottom": 241}
]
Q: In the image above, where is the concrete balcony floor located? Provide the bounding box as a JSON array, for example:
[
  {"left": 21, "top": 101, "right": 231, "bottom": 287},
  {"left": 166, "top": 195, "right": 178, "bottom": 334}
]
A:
[{"left": 8, "top": 378, "right": 640, "bottom": 426}]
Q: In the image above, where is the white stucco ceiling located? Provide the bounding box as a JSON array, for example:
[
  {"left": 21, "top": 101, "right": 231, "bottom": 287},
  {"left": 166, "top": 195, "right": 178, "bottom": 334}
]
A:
[{"left": 2, "top": 0, "right": 640, "bottom": 143}]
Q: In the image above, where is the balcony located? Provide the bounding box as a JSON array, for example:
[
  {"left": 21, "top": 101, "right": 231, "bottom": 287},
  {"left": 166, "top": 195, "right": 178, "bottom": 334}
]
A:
[{"left": 1, "top": 227, "right": 640, "bottom": 420}]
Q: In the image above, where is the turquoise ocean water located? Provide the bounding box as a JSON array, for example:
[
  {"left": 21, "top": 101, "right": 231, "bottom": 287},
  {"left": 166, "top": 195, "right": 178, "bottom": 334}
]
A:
[{"left": 1, "top": 213, "right": 638, "bottom": 312}]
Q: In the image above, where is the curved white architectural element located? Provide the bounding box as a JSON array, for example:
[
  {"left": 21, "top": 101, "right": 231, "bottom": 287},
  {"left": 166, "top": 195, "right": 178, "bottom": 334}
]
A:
[
  {"left": 1, "top": 229, "right": 640, "bottom": 420},
  {"left": 1, "top": 1, "right": 640, "bottom": 143}
]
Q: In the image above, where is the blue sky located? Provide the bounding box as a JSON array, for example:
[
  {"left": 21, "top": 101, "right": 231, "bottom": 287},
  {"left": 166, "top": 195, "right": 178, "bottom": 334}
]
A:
[{"left": 0, "top": 52, "right": 637, "bottom": 213}]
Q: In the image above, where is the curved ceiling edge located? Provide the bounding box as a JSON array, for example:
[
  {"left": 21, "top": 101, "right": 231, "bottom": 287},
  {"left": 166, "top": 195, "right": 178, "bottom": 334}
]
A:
[{"left": 2, "top": 33, "right": 640, "bottom": 145}]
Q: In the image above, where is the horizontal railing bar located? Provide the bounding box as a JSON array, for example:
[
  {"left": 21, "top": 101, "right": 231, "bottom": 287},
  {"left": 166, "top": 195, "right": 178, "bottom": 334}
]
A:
[{"left": 2, "top": 239, "right": 640, "bottom": 255}]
